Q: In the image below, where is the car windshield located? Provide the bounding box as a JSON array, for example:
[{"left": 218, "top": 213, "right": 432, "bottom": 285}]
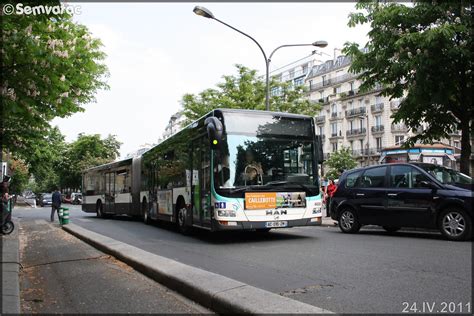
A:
[
  {"left": 417, "top": 164, "right": 472, "bottom": 185},
  {"left": 43, "top": 194, "right": 52, "bottom": 198}
]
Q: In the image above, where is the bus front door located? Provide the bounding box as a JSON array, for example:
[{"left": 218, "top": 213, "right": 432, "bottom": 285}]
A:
[
  {"left": 105, "top": 172, "right": 115, "bottom": 214},
  {"left": 191, "top": 137, "right": 211, "bottom": 227}
]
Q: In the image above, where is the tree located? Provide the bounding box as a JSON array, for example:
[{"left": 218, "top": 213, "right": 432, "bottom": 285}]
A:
[
  {"left": 59, "top": 134, "right": 121, "bottom": 190},
  {"left": 27, "top": 126, "right": 67, "bottom": 192},
  {"left": 1, "top": 0, "right": 109, "bottom": 159},
  {"left": 325, "top": 147, "right": 358, "bottom": 179},
  {"left": 343, "top": 1, "right": 473, "bottom": 175},
  {"left": 182, "top": 64, "right": 321, "bottom": 123},
  {"left": 6, "top": 158, "right": 29, "bottom": 194}
]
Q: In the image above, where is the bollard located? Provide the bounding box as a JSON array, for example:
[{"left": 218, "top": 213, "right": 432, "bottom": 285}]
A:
[
  {"left": 58, "top": 208, "right": 64, "bottom": 225},
  {"left": 62, "top": 208, "right": 70, "bottom": 225}
]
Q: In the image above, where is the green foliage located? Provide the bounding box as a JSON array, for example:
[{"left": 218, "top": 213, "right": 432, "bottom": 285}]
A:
[
  {"left": 182, "top": 64, "right": 321, "bottom": 124},
  {"left": 1, "top": 0, "right": 109, "bottom": 159},
  {"left": 7, "top": 158, "right": 30, "bottom": 194},
  {"left": 59, "top": 134, "right": 121, "bottom": 189},
  {"left": 325, "top": 147, "right": 358, "bottom": 179},
  {"left": 343, "top": 0, "right": 473, "bottom": 175}
]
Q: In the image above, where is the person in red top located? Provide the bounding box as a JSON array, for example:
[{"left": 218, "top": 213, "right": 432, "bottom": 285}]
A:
[{"left": 325, "top": 179, "right": 337, "bottom": 217}]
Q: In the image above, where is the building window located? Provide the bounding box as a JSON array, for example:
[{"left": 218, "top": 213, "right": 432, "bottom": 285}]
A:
[
  {"left": 350, "top": 140, "right": 354, "bottom": 150},
  {"left": 348, "top": 101, "right": 354, "bottom": 110},
  {"left": 349, "top": 120, "right": 354, "bottom": 131},
  {"left": 359, "top": 139, "right": 364, "bottom": 150},
  {"left": 395, "top": 135, "right": 404, "bottom": 145},
  {"left": 319, "top": 91, "right": 324, "bottom": 99},
  {"left": 349, "top": 81, "right": 355, "bottom": 92},
  {"left": 359, "top": 118, "right": 364, "bottom": 130},
  {"left": 322, "top": 75, "right": 327, "bottom": 85},
  {"left": 335, "top": 86, "right": 342, "bottom": 94},
  {"left": 376, "top": 137, "right": 382, "bottom": 151},
  {"left": 318, "top": 126, "right": 324, "bottom": 136},
  {"left": 375, "top": 95, "right": 382, "bottom": 105},
  {"left": 294, "top": 77, "right": 304, "bottom": 86},
  {"left": 358, "top": 99, "right": 364, "bottom": 107},
  {"left": 454, "top": 141, "right": 460, "bottom": 148},
  {"left": 331, "top": 123, "right": 339, "bottom": 136},
  {"left": 302, "top": 63, "right": 308, "bottom": 74},
  {"left": 375, "top": 115, "right": 382, "bottom": 127},
  {"left": 331, "top": 142, "right": 338, "bottom": 152}
]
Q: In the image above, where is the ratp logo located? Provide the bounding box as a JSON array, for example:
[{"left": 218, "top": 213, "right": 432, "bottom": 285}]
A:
[{"left": 2, "top": 3, "right": 82, "bottom": 16}]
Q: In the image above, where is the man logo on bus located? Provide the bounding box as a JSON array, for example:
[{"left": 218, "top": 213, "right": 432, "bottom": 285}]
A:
[
  {"left": 266, "top": 210, "right": 287, "bottom": 215},
  {"left": 215, "top": 202, "right": 226, "bottom": 209}
]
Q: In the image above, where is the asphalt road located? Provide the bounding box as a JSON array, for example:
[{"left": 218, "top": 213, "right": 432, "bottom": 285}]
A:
[{"left": 15, "top": 205, "right": 473, "bottom": 314}]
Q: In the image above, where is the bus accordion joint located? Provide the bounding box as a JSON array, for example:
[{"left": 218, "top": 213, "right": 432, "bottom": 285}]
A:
[{"left": 205, "top": 116, "right": 223, "bottom": 150}]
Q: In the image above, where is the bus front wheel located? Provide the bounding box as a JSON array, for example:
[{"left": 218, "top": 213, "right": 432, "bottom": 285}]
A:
[{"left": 177, "top": 205, "right": 191, "bottom": 235}]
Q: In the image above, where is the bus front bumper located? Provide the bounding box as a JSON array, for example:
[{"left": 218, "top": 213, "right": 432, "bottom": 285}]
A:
[{"left": 211, "top": 217, "right": 322, "bottom": 231}]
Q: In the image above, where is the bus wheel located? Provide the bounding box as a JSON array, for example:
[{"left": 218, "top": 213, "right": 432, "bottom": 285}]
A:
[
  {"left": 177, "top": 206, "right": 190, "bottom": 234},
  {"left": 142, "top": 199, "right": 150, "bottom": 225},
  {"left": 96, "top": 201, "right": 104, "bottom": 218}
]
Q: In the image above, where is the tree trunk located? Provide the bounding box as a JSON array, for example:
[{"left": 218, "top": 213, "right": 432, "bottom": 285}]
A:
[{"left": 459, "top": 119, "right": 471, "bottom": 176}]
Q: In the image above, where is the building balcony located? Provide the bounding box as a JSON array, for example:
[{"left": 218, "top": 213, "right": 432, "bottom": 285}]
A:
[
  {"left": 315, "top": 115, "right": 326, "bottom": 124},
  {"left": 351, "top": 147, "right": 382, "bottom": 157},
  {"left": 329, "top": 132, "right": 343, "bottom": 140},
  {"left": 391, "top": 124, "right": 408, "bottom": 132},
  {"left": 345, "top": 107, "right": 366, "bottom": 118},
  {"left": 346, "top": 128, "right": 366, "bottom": 137},
  {"left": 390, "top": 99, "right": 404, "bottom": 111},
  {"left": 371, "top": 103, "right": 384, "bottom": 113},
  {"left": 329, "top": 112, "right": 343, "bottom": 121},
  {"left": 371, "top": 125, "right": 385, "bottom": 134}
]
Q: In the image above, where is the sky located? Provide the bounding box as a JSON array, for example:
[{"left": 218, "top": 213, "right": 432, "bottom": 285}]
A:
[{"left": 52, "top": 2, "right": 371, "bottom": 158}]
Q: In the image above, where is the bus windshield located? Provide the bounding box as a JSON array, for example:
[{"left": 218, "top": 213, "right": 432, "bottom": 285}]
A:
[{"left": 214, "top": 112, "right": 317, "bottom": 195}]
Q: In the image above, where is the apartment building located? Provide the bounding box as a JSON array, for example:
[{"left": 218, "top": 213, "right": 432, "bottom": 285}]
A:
[{"left": 305, "top": 54, "right": 462, "bottom": 168}]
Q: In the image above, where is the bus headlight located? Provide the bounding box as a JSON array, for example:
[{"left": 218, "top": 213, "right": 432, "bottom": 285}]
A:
[{"left": 217, "top": 210, "right": 236, "bottom": 217}]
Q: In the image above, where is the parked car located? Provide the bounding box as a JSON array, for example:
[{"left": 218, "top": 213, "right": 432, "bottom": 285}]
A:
[
  {"left": 62, "top": 194, "right": 73, "bottom": 204},
  {"left": 39, "top": 193, "right": 53, "bottom": 207},
  {"left": 330, "top": 163, "right": 473, "bottom": 241}
]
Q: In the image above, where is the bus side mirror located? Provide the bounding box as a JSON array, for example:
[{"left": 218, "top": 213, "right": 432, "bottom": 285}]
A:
[
  {"left": 314, "top": 135, "right": 324, "bottom": 163},
  {"left": 205, "top": 117, "right": 223, "bottom": 150}
]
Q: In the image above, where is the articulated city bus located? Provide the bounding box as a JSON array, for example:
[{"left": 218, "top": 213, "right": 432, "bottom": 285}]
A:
[{"left": 82, "top": 109, "right": 324, "bottom": 233}]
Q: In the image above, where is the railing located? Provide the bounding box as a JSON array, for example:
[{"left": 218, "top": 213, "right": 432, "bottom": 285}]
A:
[
  {"left": 371, "top": 125, "right": 385, "bottom": 133},
  {"left": 390, "top": 99, "right": 404, "bottom": 111},
  {"left": 371, "top": 103, "right": 384, "bottom": 113},
  {"left": 391, "top": 124, "right": 408, "bottom": 132},
  {"left": 351, "top": 147, "right": 383, "bottom": 157},
  {"left": 345, "top": 107, "right": 366, "bottom": 118},
  {"left": 315, "top": 115, "right": 326, "bottom": 123},
  {"left": 309, "top": 72, "right": 358, "bottom": 91},
  {"left": 329, "top": 112, "right": 343, "bottom": 120},
  {"left": 346, "top": 128, "right": 366, "bottom": 136}
]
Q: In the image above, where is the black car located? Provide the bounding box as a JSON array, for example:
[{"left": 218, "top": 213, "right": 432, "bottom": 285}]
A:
[
  {"left": 39, "top": 193, "right": 53, "bottom": 207},
  {"left": 330, "top": 163, "right": 473, "bottom": 241}
]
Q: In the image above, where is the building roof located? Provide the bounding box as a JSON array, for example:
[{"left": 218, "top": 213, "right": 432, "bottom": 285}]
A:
[{"left": 306, "top": 55, "right": 352, "bottom": 79}]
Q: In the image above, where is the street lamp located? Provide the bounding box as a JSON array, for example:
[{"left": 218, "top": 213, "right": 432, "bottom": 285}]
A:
[{"left": 193, "top": 6, "right": 327, "bottom": 111}]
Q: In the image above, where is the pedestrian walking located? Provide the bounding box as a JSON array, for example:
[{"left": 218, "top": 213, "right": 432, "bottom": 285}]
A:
[
  {"left": 51, "top": 187, "right": 62, "bottom": 222},
  {"left": 325, "top": 179, "right": 337, "bottom": 217}
]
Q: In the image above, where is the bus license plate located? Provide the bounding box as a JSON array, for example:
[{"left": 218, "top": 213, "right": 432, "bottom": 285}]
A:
[{"left": 266, "top": 221, "right": 288, "bottom": 228}]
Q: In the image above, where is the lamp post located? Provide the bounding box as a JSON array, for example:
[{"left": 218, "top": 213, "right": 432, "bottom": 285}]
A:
[{"left": 193, "top": 6, "right": 327, "bottom": 111}]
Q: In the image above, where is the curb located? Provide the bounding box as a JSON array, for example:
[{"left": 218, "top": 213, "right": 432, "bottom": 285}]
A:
[
  {"left": 1, "top": 224, "right": 21, "bottom": 314},
  {"left": 63, "top": 223, "right": 333, "bottom": 314}
]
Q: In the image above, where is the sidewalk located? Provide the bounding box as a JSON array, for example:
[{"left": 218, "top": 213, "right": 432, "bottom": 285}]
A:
[
  {"left": 18, "top": 218, "right": 210, "bottom": 314},
  {"left": 1, "top": 226, "right": 21, "bottom": 314}
]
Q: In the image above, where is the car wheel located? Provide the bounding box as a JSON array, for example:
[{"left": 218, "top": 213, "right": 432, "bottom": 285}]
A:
[
  {"left": 177, "top": 206, "right": 190, "bottom": 234},
  {"left": 2, "top": 221, "right": 14, "bottom": 235},
  {"left": 338, "top": 208, "right": 361, "bottom": 233},
  {"left": 439, "top": 208, "right": 472, "bottom": 241},
  {"left": 382, "top": 226, "right": 401, "bottom": 233}
]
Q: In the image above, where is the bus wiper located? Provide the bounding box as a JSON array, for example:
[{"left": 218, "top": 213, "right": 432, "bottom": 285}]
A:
[{"left": 264, "top": 181, "right": 312, "bottom": 191}]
